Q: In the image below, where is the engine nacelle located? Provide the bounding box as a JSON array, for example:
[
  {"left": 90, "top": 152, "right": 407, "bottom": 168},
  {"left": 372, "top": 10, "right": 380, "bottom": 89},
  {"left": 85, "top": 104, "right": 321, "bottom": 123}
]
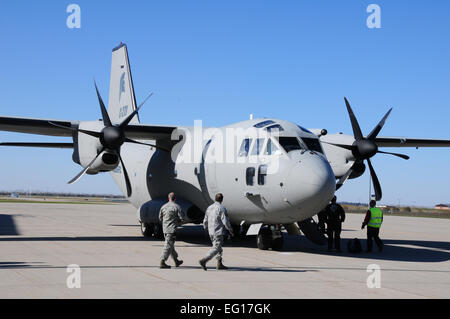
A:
[
  {"left": 138, "top": 198, "right": 204, "bottom": 225},
  {"left": 72, "top": 121, "right": 119, "bottom": 174},
  {"left": 320, "top": 133, "right": 356, "bottom": 178}
]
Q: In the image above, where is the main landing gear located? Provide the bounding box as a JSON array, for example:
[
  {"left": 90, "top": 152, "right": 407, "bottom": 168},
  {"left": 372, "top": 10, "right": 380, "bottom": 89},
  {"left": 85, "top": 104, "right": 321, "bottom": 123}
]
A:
[
  {"left": 140, "top": 222, "right": 164, "bottom": 239},
  {"left": 257, "top": 225, "right": 284, "bottom": 251}
]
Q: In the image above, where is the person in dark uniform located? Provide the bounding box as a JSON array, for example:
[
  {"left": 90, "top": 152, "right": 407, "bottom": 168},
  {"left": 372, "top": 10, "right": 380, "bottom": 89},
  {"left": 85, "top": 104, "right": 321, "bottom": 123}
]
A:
[
  {"left": 361, "top": 200, "right": 383, "bottom": 252},
  {"left": 317, "top": 208, "right": 327, "bottom": 234},
  {"left": 324, "top": 196, "right": 346, "bottom": 252}
]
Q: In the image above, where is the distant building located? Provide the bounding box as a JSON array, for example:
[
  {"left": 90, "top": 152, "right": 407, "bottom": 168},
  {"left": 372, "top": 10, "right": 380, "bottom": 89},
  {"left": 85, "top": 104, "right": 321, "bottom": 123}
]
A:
[
  {"left": 10, "top": 193, "right": 19, "bottom": 198},
  {"left": 435, "top": 204, "right": 450, "bottom": 210}
]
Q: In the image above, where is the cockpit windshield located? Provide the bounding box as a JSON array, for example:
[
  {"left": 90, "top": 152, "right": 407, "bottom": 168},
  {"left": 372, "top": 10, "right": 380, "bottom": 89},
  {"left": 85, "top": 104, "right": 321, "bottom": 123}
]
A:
[
  {"left": 277, "top": 137, "right": 303, "bottom": 153},
  {"left": 302, "top": 137, "right": 323, "bottom": 154}
]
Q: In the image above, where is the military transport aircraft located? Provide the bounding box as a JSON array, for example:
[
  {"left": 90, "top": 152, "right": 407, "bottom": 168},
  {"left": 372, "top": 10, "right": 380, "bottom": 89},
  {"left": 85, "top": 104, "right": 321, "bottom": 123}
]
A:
[{"left": 1, "top": 43, "right": 449, "bottom": 250}]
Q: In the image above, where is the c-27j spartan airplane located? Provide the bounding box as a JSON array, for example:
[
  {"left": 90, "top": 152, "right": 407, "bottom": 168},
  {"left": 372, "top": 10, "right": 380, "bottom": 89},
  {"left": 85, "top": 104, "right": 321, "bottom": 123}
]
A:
[{"left": 1, "top": 43, "right": 449, "bottom": 250}]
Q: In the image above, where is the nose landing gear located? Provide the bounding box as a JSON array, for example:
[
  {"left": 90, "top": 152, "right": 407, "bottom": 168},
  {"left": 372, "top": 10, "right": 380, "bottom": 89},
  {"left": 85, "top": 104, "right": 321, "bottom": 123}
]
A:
[{"left": 257, "top": 225, "right": 284, "bottom": 251}]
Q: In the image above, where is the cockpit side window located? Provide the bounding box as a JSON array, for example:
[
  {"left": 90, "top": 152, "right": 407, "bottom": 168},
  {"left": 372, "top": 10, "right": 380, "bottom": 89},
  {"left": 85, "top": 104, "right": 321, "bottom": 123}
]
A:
[
  {"left": 238, "top": 138, "right": 252, "bottom": 157},
  {"left": 277, "top": 137, "right": 303, "bottom": 153},
  {"left": 254, "top": 120, "right": 275, "bottom": 128},
  {"left": 297, "top": 125, "right": 313, "bottom": 134},
  {"left": 250, "top": 138, "right": 265, "bottom": 156},
  {"left": 265, "top": 138, "right": 280, "bottom": 155}
]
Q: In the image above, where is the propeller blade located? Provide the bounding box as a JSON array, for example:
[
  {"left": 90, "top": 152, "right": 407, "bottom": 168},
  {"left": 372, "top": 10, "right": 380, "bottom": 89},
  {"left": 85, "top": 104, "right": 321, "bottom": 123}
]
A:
[
  {"left": 119, "top": 92, "right": 153, "bottom": 129},
  {"left": 125, "top": 138, "right": 170, "bottom": 152},
  {"left": 367, "top": 108, "right": 393, "bottom": 140},
  {"left": 377, "top": 150, "right": 410, "bottom": 160},
  {"left": 118, "top": 153, "right": 132, "bottom": 197},
  {"left": 137, "top": 92, "right": 154, "bottom": 109},
  {"left": 68, "top": 148, "right": 104, "bottom": 184},
  {"left": 344, "top": 97, "right": 364, "bottom": 140},
  {"left": 336, "top": 168, "right": 353, "bottom": 190},
  {"left": 119, "top": 106, "right": 142, "bottom": 129},
  {"left": 94, "top": 81, "right": 112, "bottom": 127},
  {"left": 48, "top": 122, "right": 101, "bottom": 138},
  {"left": 366, "top": 158, "right": 382, "bottom": 201}
]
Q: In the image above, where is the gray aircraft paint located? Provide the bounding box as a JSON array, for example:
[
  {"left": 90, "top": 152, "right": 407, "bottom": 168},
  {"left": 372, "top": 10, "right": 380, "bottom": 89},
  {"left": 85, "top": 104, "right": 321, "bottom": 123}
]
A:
[{"left": 1, "top": 43, "right": 449, "bottom": 233}]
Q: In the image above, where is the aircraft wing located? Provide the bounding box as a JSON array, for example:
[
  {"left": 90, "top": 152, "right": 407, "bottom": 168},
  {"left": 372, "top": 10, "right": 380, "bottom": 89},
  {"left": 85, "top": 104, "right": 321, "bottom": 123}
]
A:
[
  {"left": 0, "top": 116, "right": 76, "bottom": 137},
  {"left": 0, "top": 116, "right": 177, "bottom": 141},
  {"left": 0, "top": 142, "right": 74, "bottom": 148},
  {"left": 122, "top": 123, "right": 177, "bottom": 141},
  {"left": 374, "top": 137, "right": 450, "bottom": 148}
]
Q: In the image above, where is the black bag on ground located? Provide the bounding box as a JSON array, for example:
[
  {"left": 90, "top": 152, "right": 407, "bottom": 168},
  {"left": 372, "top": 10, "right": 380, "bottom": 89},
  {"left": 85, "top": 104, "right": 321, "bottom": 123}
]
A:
[{"left": 347, "top": 238, "right": 362, "bottom": 253}]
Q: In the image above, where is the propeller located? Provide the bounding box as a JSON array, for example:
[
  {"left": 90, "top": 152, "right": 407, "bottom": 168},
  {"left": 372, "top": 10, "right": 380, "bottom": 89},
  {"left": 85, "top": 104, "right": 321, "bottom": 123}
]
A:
[
  {"left": 327, "top": 97, "right": 410, "bottom": 201},
  {"left": 50, "top": 82, "right": 162, "bottom": 197}
]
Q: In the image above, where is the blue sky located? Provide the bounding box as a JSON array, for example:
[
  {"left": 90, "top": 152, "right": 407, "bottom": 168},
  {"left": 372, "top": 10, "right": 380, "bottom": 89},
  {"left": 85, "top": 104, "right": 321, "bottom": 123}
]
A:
[{"left": 0, "top": 1, "right": 449, "bottom": 206}]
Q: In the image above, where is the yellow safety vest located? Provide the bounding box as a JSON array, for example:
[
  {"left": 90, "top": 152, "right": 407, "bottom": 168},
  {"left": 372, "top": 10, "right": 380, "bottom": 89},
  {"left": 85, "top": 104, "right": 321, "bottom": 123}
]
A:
[{"left": 368, "top": 207, "right": 383, "bottom": 228}]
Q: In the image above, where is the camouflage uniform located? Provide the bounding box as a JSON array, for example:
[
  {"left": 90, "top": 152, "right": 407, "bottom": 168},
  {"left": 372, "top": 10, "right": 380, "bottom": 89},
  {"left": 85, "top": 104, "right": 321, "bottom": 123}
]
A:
[
  {"left": 159, "top": 201, "right": 183, "bottom": 262},
  {"left": 202, "top": 202, "right": 233, "bottom": 262}
]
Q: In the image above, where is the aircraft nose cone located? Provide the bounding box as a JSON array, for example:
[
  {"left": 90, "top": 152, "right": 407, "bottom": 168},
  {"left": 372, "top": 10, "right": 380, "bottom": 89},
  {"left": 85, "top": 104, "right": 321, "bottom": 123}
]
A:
[{"left": 285, "top": 153, "right": 336, "bottom": 211}]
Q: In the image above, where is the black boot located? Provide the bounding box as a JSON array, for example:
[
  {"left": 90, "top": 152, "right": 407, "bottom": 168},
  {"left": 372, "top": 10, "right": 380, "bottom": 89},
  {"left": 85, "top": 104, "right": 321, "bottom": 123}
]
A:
[
  {"left": 199, "top": 259, "right": 207, "bottom": 271},
  {"left": 175, "top": 259, "right": 183, "bottom": 267},
  {"left": 160, "top": 260, "right": 171, "bottom": 269},
  {"left": 216, "top": 260, "right": 229, "bottom": 270}
]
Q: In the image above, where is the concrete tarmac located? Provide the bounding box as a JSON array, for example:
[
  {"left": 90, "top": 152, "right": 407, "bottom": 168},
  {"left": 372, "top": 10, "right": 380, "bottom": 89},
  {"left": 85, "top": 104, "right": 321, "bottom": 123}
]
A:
[{"left": 0, "top": 202, "right": 449, "bottom": 298}]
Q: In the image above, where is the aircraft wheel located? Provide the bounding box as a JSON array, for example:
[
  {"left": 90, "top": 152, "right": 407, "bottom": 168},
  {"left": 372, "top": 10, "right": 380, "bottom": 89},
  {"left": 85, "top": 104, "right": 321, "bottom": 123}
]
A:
[
  {"left": 257, "top": 228, "right": 272, "bottom": 250},
  {"left": 140, "top": 222, "right": 154, "bottom": 237},
  {"left": 271, "top": 235, "right": 284, "bottom": 251},
  {"left": 153, "top": 223, "right": 164, "bottom": 239},
  {"left": 232, "top": 224, "right": 241, "bottom": 238},
  {"left": 232, "top": 224, "right": 248, "bottom": 239}
]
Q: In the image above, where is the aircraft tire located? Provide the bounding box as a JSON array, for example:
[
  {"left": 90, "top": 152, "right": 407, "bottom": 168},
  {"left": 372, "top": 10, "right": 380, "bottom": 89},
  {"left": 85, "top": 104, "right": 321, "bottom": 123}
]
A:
[
  {"left": 257, "top": 228, "right": 272, "bottom": 250},
  {"left": 271, "top": 235, "right": 284, "bottom": 251},
  {"left": 232, "top": 224, "right": 241, "bottom": 238},
  {"left": 140, "top": 222, "right": 154, "bottom": 237},
  {"left": 153, "top": 223, "right": 164, "bottom": 240}
]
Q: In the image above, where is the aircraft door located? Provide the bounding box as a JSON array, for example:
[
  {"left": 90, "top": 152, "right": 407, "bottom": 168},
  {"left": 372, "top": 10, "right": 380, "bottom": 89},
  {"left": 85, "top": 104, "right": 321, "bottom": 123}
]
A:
[
  {"left": 244, "top": 138, "right": 282, "bottom": 211},
  {"left": 203, "top": 138, "right": 219, "bottom": 197}
]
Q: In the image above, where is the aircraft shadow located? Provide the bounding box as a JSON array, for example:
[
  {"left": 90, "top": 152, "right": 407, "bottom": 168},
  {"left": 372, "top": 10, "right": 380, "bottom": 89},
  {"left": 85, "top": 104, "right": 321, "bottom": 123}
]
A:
[
  {"left": 0, "top": 261, "right": 45, "bottom": 269},
  {"left": 178, "top": 226, "right": 450, "bottom": 263},
  {"left": 1, "top": 224, "right": 448, "bottom": 263},
  {"left": 0, "top": 214, "right": 20, "bottom": 235},
  {"left": 280, "top": 234, "right": 450, "bottom": 263}
]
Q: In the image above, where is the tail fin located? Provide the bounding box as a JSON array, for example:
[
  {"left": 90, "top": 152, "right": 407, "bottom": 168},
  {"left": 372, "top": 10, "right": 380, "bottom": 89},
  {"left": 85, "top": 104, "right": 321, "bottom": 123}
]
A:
[{"left": 108, "top": 43, "right": 140, "bottom": 124}]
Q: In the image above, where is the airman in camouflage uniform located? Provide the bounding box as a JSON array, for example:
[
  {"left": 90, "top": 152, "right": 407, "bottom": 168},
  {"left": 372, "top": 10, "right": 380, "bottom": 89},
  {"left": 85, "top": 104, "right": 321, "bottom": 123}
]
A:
[
  {"left": 199, "top": 193, "right": 234, "bottom": 270},
  {"left": 159, "top": 192, "right": 184, "bottom": 269}
]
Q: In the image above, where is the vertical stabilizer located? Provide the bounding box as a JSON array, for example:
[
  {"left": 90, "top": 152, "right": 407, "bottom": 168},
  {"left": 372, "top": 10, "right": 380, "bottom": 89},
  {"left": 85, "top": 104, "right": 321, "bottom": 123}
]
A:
[{"left": 108, "top": 43, "right": 140, "bottom": 124}]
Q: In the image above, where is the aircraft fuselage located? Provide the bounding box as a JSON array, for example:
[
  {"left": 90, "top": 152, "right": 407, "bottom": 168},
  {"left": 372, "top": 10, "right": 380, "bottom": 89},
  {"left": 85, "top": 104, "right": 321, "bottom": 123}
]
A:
[{"left": 110, "top": 118, "right": 336, "bottom": 226}]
